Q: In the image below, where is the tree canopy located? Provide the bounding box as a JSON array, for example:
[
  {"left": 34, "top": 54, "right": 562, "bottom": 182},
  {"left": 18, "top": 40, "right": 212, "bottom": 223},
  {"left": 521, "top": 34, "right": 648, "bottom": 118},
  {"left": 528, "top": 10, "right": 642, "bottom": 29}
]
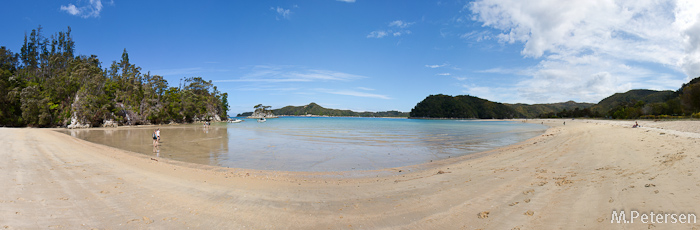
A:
[
  {"left": 409, "top": 94, "right": 519, "bottom": 119},
  {"left": 0, "top": 26, "right": 228, "bottom": 127},
  {"left": 409, "top": 79, "right": 700, "bottom": 120}
]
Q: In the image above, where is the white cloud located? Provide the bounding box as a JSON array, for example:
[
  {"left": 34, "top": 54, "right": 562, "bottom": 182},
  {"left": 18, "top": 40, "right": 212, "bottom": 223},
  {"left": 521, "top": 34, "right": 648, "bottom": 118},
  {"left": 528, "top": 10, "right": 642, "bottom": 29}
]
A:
[
  {"left": 367, "top": 20, "right": 414, "bottom": 39},
  {"left": 462, "top": 84, "right": 515, "bottom": 102},
  {"left": 460, "top": 30, "right": 492, "bottom": 42},
  {"left": 273, "top": 6, "right": 291, "bottom": 20},
  {"left": 216, "top": 66, "right": 366, "bottom": 83},
  {"left": 319, "top": 89, "right": 392, "bottom": 100},
  {"left": 337, "top": 0, "right": 356, "bottom": 2},
  {"left": 293, "top": 69, "right": 365, "bottom": 81},
  {"left": 514, "top": 60, "right": 634, "bottom": 103},
  {"left": 60, "top": 4, "right": 80, "bottom": 15},
  {"left": 425, "top": 63, "right": 448, "bottom": 68},
  {"left": 466, "top": 0, "right": 700, "bottom": 103},
  {"left": 357, "top": 87, "right": 375, "bottom": 91},
  {"left": 475, "top": 67, "right": 522, "bottom": 75},
  {"left": 60, "top": 0, "right": 104, "bottom": 18},
  {"left": 389, "top": 20, "right": 414, "bottom": 28},
  {"left": 367, "top": 30, "right": 389, "bottom": 38},
  {"left": 437, "top": 73, "right": 451, "bottom": 76}
]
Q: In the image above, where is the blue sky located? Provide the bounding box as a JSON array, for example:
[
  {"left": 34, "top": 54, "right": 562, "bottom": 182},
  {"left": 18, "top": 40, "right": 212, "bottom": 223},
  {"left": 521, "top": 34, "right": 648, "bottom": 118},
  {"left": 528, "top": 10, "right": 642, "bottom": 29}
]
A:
[{"left": 2, "top": 0, "right": 700, "bottom": 115}]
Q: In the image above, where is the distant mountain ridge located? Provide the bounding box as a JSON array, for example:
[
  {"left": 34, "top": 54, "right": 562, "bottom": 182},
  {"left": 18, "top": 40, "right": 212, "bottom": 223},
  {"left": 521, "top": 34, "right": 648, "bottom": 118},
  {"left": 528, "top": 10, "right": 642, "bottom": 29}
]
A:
[
  {"left": 409, "top": 76, "right": 700, "bottom": 119},
  {"left": 235, "top": 77, "right": 700, "bottom": 119},
  {"left": 409, "top": 94, "right": 520, "bottom": 119},
  {"left": 409, "top": 94, "right": 594, "bottom": 119},
  {"left": 237, "top": 103, "right": 409, "bottom": 117},
  {"left": 590, "top": 89, "right": 676, "bottom": 113},
  {"left": 507, "top": 101, "right": 595, "bottom": 118}
]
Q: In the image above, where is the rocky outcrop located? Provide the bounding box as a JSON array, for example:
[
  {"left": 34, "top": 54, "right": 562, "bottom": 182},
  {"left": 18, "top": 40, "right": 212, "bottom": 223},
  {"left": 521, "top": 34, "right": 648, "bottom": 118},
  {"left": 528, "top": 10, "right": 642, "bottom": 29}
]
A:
[
  {"left": 67, "top": 113, "right": 91, "bottom": 129},
  {"left": 102, "top": 119, "right": 118, "bottom": 128},
  {"left": 67, "top": 94, "right": 91, "bottom": 129},
  {"left": 246, "top": 110, "right": 277, "bottom": 119}
]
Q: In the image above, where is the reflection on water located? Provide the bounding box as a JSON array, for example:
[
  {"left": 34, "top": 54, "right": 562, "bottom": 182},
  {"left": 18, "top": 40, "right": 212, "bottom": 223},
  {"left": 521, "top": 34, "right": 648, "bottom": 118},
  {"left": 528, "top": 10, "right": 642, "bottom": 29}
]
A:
[
  {"left": 60, "top": 118, "right": 546, "bottom": 172},
  {"left": 62, "top": 125, "right": 229, "bottom": 166}
]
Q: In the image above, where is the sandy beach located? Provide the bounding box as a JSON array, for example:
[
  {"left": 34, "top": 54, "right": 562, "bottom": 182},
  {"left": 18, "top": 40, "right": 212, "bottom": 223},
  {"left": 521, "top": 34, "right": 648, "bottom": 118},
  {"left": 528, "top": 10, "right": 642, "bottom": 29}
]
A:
[{"left": 2, "top": 119, "right": 700, "bottom": 229}]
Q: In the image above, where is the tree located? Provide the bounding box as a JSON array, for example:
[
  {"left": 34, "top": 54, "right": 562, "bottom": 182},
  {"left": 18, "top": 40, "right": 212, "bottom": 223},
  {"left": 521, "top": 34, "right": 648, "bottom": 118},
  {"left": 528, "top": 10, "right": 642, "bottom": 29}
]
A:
[
  {"left": 2, "top": 26, "right": 231, "bottom": 126},
  {"left": 681, "top": 83, "right": 700, "bottom": 114},
  {"left": 0, "top": 46, "right": 23, "bottom": 126}
]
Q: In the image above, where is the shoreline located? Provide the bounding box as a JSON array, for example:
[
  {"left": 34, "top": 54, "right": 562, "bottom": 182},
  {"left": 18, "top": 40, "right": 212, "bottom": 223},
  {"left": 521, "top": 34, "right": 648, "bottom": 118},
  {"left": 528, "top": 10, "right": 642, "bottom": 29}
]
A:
[
  {"left": 58, "top": 118, "right": 547, "bottom": 175},
  {"left": 3, "top": 119, "right": 700, "bottom": 228},
  {"left": 51, "top": 118, "right": 700, "bottom": 179},
  {"left": 13, "top": 118, "right": 700, "bottom": 179}
]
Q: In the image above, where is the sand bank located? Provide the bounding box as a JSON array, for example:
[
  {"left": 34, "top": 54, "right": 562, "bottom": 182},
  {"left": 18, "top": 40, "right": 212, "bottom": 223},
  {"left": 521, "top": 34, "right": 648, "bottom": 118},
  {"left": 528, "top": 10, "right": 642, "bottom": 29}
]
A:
[{"left": 1, "top": 119, "right": 699, "bottom": 229}]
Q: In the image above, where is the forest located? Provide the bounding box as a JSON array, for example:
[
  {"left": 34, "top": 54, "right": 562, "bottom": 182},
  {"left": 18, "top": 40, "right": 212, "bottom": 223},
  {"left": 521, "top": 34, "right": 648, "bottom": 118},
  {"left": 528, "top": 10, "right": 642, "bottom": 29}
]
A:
[
  {"left": 409, "top": 94, "right": 519, "bottom": 119},
  {"left": 539, "top": 79, "right": 700, "bottom": 119},
  {"left": 0, "top": 26, "right": 228, "bottom": 127},
  {"left": 410, "top": 76, "right": 700, "bottom": 119}
]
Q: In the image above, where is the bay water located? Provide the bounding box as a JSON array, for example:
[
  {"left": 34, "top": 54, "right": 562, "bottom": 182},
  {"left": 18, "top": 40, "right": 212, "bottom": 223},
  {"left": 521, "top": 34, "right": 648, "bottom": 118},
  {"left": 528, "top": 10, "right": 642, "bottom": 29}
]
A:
[{"left": 61, "top": 117, "right": 546, "bottom": 172}]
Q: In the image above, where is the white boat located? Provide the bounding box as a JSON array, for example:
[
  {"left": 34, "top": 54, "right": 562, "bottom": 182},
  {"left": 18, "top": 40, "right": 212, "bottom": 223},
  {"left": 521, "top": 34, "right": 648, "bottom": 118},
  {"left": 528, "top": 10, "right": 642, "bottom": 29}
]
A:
[
  {"left": 257, "top": 118, "right": 266, "bottom": 123},
  {"left": 229, "top": 119, "right": 243, "bottom": 123}
]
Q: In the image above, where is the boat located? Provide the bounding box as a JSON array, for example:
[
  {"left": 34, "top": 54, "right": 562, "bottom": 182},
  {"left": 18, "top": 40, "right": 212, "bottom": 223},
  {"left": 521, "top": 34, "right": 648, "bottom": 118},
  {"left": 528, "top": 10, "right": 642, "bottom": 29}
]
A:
[
  {"left": 257, "top": 118, "right": 266, "bottom": 123},
  {"left": 228, "top": 118, "right": 243, "bottom": 123}
]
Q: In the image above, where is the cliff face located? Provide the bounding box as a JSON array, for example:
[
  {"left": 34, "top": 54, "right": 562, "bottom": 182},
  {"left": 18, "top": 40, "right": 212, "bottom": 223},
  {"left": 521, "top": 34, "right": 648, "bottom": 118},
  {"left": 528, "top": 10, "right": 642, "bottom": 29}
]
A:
[{"left": 247, "top": 109, "right": 277, "bottom": 118}]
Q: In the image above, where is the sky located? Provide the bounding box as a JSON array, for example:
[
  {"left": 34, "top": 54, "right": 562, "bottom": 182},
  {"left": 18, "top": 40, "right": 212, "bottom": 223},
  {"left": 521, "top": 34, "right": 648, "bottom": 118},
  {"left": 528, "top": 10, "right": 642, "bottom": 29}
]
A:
[{"left": 2, "top": 0, "right": 700, "bottom": 115}]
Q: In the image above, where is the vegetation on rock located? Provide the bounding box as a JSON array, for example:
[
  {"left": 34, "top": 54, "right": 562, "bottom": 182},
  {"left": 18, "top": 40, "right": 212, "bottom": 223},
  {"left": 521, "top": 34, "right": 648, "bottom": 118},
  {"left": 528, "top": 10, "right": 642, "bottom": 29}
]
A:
[
  {"left": 0, "top": 26, "right": 228, "bottom": 127},
  {"left": 248, "top": 104, "right": 276, "bottom": 118}
]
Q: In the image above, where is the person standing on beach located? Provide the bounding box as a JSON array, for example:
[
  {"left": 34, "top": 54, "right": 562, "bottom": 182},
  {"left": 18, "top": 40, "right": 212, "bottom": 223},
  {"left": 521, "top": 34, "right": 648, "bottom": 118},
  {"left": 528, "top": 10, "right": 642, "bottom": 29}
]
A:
[
  {"left": 156, "top": 128, "right": 161, "bottom": 143},
  {"left": 152, "top": 129, "right": 158, "bottom": 147}
]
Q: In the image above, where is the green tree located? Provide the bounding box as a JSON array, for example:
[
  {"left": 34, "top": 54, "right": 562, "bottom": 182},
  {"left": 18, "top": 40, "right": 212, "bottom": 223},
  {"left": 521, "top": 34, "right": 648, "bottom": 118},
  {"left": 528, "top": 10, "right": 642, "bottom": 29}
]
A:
[
  {"left": 681, "top": 83, "right": 700, "bottom": 114},
  {"left": 3, "top": 26, "right": 231, "bottom": 127},
  {"left": 0, "top": 46, "right": 24, "bottom": 126}
]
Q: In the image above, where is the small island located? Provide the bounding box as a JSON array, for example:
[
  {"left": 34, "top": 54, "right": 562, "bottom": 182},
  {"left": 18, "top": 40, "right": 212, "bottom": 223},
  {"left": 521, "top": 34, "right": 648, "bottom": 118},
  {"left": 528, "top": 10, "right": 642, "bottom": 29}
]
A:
[{"left": 246, "top": 104, "right": 278, "bottom": 119}]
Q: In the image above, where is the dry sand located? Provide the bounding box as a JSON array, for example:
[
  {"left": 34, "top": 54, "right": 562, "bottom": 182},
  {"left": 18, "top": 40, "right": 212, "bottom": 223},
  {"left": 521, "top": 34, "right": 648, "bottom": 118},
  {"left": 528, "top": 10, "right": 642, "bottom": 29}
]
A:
[{"left": 1, "top": 119, "right": 700, "bottom": 229}]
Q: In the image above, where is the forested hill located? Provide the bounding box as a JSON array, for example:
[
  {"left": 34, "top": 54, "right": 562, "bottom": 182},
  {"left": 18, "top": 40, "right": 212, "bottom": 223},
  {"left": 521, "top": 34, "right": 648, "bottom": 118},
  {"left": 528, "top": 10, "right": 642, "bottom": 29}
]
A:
[
  {"left": 409, "top": 94, "right": 519, "bottom": 119},
  {"left": 507, "top": 101, "right": 594, "bottom": 118},
  {"left": 590, "top": 89, "right": 676, "bottom": 114},
  {"left": 540, "top": 77, "right": 700, "bottom": 119},
  {"left": 409, "top": 95, "right": 593, "bottom": 119},
  {"left": 272, "top": 103, "right": 409, "bottom": 117},
  {"left": 0, "top": 26, "right": 229, "bottom": 127},
  {"left": 410, "top": 77, "right": 700, "bottom": 120}
]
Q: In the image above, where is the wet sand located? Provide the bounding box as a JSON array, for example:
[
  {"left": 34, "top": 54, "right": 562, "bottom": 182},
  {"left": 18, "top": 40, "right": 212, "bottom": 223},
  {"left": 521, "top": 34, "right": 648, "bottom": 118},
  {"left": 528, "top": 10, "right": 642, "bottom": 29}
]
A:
[
  {"left": 2, "top": 119, "right": 700, "bottom": 229},
  {"left": 60, "top": 120, "right": 545, "bottom": 172}
]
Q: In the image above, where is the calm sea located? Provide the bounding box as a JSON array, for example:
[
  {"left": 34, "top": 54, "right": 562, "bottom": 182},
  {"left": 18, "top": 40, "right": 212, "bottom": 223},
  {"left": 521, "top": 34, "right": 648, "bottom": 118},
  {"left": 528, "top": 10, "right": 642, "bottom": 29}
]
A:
[{"left": 60, "top": 117, "right": 546, "bottom": 172}]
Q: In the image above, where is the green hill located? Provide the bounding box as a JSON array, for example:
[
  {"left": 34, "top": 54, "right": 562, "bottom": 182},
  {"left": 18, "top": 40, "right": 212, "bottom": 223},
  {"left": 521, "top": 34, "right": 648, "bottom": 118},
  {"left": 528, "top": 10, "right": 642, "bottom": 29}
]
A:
[
  {"left": 271, "top": 103, "right": 409, "bottom": 117},
  {"left": 409, "top": 94, "right": 593, "bottom": 119},
  {"left": 409, "top": 94, "right": 519, "bottom": 119},
  {"left": 591, "top": 89, "right": 675, "bottom": 114},
  {"left": 506, "top": 101, "right": 594, "bottom": 118},
  {"left": 240, "top": 77, "right": 700, "bottom": 120}
]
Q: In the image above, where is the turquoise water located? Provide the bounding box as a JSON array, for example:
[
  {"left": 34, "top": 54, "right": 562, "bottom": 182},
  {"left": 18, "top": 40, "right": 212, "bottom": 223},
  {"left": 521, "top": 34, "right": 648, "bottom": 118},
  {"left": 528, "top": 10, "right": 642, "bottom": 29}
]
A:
[{"left": 62, "top": 117, "right": 546, "bottom": 172}]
